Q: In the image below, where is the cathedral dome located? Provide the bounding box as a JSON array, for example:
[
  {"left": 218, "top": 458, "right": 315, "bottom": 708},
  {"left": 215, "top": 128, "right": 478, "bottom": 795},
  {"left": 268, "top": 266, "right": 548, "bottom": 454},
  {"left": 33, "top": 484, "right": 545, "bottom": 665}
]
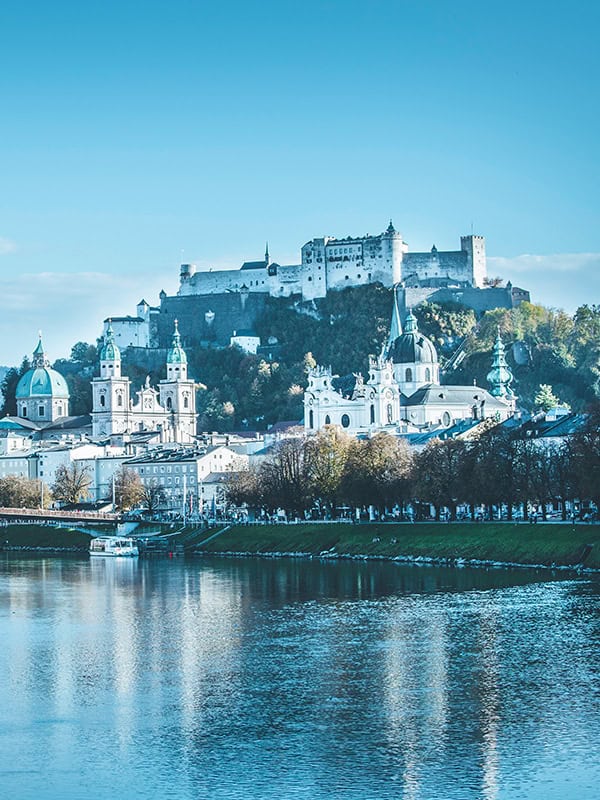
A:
[
  {"left": 388, "top": 311, "right": 438, "bottom": 365},
  {"left": 16, "top": 367, "right": 70, "bottom": 399},
  {"left": 16, "top": 336, "right": 70, "bottom": 400}
]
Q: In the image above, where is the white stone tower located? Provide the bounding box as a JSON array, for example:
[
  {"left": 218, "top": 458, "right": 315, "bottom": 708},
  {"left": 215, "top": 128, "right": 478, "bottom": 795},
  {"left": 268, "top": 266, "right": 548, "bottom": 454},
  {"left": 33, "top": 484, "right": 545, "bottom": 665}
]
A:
[
  {"left": 159, "top": 320, "right": 197, "bottom": 442},
  {"left": 92, "top": 321, "right": 131, "bottom": 437}
]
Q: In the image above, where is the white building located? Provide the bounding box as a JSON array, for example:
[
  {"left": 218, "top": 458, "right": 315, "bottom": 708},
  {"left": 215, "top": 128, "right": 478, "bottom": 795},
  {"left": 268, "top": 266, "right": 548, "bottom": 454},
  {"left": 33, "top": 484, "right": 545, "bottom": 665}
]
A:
[
  {"left": 102, "top": 300, "right": 158, "bottom": 350},
  {"left": 176, "top": 224, "right": 486, "bottom": 302},
  {"left": 304, "top": 292, "right": 515, "bottom": 435},
  {"left": 125, "top": 445, "right": 248, "bottom": 512}
]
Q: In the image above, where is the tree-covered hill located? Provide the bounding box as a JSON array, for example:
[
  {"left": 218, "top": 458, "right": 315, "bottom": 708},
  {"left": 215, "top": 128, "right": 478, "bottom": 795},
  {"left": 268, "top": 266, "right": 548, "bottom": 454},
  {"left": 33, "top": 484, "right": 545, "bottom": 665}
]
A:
[{"left": 1, "top": 286, "right": 599, "bottom": 428}]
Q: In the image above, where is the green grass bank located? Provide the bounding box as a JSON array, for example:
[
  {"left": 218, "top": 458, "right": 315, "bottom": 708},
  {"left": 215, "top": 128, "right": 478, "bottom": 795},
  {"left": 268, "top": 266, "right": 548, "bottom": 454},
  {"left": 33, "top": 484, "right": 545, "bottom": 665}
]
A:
[
  {"left": 0, "top": 524, "right": 93, "bottom": 550},
  {"left": 194, "top": 522, "right": 600, "bottom": 569}
]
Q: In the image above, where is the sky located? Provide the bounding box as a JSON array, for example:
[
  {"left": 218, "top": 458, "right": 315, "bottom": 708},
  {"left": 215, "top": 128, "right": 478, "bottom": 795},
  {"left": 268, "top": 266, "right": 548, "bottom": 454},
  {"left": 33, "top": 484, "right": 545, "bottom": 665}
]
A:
[{"left": 0, "top": 0, "right": 599, "bottom": 365}]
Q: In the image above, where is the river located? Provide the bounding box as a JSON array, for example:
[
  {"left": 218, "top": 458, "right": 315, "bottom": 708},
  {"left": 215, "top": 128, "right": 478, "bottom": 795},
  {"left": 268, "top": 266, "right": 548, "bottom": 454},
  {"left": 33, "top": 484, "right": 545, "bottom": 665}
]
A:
[{"left": 0, "top": 555, "right": 598, "bottom": 799}]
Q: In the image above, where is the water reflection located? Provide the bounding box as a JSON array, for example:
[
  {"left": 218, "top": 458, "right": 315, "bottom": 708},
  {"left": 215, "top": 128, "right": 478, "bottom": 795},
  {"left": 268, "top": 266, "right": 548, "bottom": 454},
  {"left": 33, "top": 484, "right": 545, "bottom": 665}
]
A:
[{"left": 0, "top": 554, "right": 598, "bottom": 800}]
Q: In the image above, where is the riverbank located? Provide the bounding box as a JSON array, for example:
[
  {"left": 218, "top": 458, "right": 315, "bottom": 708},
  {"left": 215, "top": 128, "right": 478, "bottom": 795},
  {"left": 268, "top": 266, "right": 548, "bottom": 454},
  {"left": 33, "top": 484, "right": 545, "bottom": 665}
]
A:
[
  {"left": 0, "top": 524, "right": 93, "bottom": 552},
  {"left": 193, "top": 521, "right": 600, "bottom": 570}
]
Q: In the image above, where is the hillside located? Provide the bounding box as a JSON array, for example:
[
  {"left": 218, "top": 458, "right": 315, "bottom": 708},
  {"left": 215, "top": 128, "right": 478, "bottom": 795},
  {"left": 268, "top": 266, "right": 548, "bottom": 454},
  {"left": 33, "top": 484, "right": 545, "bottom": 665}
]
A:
[{"left": 2, "top": 287, "right": 599, "bottom": 429}]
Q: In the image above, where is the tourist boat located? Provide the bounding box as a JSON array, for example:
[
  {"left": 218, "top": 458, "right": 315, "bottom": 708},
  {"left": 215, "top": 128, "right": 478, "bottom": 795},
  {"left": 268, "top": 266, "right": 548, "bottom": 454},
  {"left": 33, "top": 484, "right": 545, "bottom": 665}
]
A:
[{"left": 89, "top": 536, "right": 139, "bottom": 557}]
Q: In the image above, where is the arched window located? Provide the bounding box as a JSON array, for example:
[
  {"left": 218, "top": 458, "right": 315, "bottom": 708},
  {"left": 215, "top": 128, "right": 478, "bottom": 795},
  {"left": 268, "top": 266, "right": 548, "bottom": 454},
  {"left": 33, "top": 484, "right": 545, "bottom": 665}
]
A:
[
  {"left": 183, "top": 396, "right": 189, "bottom": 409},
  {"left": 387, "top": 404, "right": 393, "bottom": 424},
  {"left": 442, "top": 411, "right": 451, "bottom": 427},
  {"left": 166, "top": 397, "right": 172, "bottom": 411},
  {"left": 370, "top": 404, "right": 375, "bottom": 424},
  {"left": 425, "top": 367, "right": 431, "bottom": 382},
  {"left": 325, "top": 415, "right": 331, "bottom": 425},
  {"left": 405, "top": 368, "right": 413, "bottom": 382},
  {"left": 341, "top": 414, "right": 350, "bottom": 428},
  {"left": 117, "top": 395, "right": 123, "bottom": 407},
  {"left": 100, "top": 395, "right": 105, "bottom": 407}
]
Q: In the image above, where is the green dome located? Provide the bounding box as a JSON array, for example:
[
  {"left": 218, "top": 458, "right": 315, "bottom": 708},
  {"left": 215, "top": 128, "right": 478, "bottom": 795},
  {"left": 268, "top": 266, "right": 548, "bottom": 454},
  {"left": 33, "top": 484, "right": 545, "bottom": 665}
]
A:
[
  {"left": 16, "top": 367, "right": 70, "bottom": 399},
  {"left": 167, "top": 320, "right": 187, "bottom": 364},
  {"left": 100, "top": 322, "right": 120, "bottom": 361}
]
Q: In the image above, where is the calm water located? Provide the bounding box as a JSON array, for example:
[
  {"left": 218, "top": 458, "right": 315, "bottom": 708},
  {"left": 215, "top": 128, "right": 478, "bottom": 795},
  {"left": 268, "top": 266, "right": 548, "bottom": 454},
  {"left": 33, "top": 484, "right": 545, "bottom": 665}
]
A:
[{"left": 0, "top": 556, "right": 598, "bottom": 800}]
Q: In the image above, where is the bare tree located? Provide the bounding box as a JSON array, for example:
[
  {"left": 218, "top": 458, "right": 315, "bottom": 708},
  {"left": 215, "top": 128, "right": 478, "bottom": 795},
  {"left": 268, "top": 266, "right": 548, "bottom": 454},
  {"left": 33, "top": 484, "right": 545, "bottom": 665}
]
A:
[{"left": 52, "top": 463, "right": 92, "bottom": 505}]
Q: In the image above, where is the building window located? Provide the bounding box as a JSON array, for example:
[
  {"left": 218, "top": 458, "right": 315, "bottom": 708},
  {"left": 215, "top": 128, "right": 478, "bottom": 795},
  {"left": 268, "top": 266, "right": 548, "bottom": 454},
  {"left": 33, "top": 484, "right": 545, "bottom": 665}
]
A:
[
  {"left": 100, "top": 395, "right": 105, "bottom": 407},
  {"left": 309, "top": 410, "right": 314, "bottom": 429},
  {"left": 387, "top": 404, "right": 393, "bottom": 424},
  {"left": 184, "top": 396, "right": 189, "bottom": 409},
  {"left": 443, "top": 411, "right": 451, "bottom": 427},
  {"left": 370, "top": 404, "right": 375, "bottom": 424},
  {"left": 341, "top": 414, "right": 350, "bottom": 428},
  {"left": 425, "top": 368, "right": 431, "bottom": 382},
  {"left": 325, "top": 415, "right": 331, "bottom": 425},
  {"left": 405, "top": 368, "right": 413, "bottom": 382},
  {"left": 117, "top": 395, "right": 123, "bottom": 407},
  {"left": 38, "top": 406, "right": 45, "bottom": 417},
  {"left": 166, "top": 397, "right": 172, "bottom": 411}
]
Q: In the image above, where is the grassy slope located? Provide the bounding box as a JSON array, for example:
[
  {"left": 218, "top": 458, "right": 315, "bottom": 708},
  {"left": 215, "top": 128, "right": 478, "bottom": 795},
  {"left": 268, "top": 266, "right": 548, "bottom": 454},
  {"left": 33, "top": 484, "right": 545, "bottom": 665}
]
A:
[
  {"left": 195, "top": 522, "right": 600, "bottom": 569},
  {"left": 0, "top": 524, "right": 93, "bottom": 550}
]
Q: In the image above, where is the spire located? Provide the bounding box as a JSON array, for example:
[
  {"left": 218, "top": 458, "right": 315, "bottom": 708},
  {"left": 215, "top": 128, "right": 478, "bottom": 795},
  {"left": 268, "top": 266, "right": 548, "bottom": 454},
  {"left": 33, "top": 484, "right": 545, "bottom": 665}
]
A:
[
  {"left": 387, "top": 287, "right": 403, "bottom": 350},
  {"left": 265, "top": 242, "right": 270, "bottom": 266},
  {"left": 32, "top": 332, "right": 48, "bottom": 368},
  {"left": 167, "top": 319, "right": 188, "bottom": 371},
  {"left": 99, "top": 319, "right": 121, "bottom": 375},
  {"left": 487, "top": 329, "right": 514, "bottom": 398}
]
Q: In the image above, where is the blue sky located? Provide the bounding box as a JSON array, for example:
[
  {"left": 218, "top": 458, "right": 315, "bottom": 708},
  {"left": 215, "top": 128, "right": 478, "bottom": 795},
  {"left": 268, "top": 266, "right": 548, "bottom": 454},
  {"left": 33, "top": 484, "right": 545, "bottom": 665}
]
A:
[{"left": 0, "top": 0, "right": 598, "bottom": 364}]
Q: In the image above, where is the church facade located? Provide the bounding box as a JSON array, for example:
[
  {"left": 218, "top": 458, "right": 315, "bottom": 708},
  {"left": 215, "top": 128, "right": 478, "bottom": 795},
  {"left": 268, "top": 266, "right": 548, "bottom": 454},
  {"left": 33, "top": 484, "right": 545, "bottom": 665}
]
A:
[
  {"left": 304, "top": 292, "right": 515, "bottom": 435},
  {"left": 91, "top": 321, "right": 197, "bottom": 442}
]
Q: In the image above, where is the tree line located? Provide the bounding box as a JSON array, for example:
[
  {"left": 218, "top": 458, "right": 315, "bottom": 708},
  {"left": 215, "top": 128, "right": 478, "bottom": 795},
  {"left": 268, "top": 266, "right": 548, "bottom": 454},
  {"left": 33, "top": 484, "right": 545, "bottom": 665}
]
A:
[{"left": 225, "top": 411, "right": 600, "bottom": 521}]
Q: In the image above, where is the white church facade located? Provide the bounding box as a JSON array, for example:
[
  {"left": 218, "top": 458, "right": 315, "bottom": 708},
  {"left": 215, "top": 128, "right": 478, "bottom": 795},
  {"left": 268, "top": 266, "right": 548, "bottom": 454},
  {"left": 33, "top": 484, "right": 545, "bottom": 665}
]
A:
[
  {"left": 91, "top": 321, "right": 197, "bottom": 442},
  {"left": 304, "top": 293, "right": 515, "bottom": 435}
]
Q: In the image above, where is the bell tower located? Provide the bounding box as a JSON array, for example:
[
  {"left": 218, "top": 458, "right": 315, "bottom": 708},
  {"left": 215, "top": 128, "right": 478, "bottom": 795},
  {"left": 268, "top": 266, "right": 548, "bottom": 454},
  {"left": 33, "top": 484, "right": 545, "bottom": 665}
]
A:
[{"left": 159, "top": 320, "right": 197, "bottom": 443}]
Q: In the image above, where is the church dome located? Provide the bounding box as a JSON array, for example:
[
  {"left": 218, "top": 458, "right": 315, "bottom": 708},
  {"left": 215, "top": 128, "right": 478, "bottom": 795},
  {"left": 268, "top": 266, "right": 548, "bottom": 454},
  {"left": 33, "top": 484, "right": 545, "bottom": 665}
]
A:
[
  {"left": 388, "top": 310, "right": 438, "bottom": 365},
  {"left": 16, "top": 336, "right": 70, "bottom": 400},
  {"left": 16, "top": 367, "right": 70, "bottom": 399}
]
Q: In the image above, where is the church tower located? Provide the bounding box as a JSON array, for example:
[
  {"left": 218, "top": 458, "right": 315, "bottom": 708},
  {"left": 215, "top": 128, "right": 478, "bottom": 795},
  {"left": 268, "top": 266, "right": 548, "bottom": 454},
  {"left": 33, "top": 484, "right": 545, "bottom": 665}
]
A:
[
  {"left": 159, "top": 320, "right": 197, "bottom": 442},
  {"left": 367, "top": 353, "right": 400, "bottom": 427},
  {"left": 92, "top": 322, "right": 131, "bottom": 437}
]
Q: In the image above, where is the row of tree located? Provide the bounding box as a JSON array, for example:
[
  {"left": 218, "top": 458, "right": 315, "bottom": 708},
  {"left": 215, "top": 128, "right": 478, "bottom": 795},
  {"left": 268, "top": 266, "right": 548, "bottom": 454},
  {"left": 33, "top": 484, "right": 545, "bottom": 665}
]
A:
[
  {"left": 0, "top": 465, "right": 165, "bottom": 513},
  {"left": 225, "top": 412, "right": 600, "bottom": 520}
]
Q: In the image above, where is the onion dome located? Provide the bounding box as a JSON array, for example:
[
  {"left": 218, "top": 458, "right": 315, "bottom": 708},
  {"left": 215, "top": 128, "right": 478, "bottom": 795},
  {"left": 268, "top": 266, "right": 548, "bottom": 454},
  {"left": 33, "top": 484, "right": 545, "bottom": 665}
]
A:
[
  {"left": 16, "top": 335, "right": 70, "bottom": 400},
  {"left": 167, "top": 320, "right": 187, "bottom": 365},
  {"left": 487, "top": 330, "right": 514, "bottom": 398},
  {"left": 388, "top": 310, "right": 438, "bottom": 365},
  {"left": 100, "top": 321, "right": 120, "bottom": 361}
]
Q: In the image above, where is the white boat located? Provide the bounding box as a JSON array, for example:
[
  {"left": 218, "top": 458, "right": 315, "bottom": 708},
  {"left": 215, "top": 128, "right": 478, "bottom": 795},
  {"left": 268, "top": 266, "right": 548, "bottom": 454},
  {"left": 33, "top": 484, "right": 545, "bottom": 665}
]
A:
[{"left": 90, "top": 536, "right": 139, "bottom": 557}]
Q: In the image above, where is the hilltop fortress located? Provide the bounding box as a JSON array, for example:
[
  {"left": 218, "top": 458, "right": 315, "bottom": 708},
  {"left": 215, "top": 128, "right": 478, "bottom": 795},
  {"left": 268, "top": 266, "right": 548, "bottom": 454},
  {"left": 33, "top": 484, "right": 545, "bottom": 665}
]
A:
[
  {"left": 178, "top": 222, "right": 487, "bottom": 301},
  {"left": 106, "top": 223, "right": 529, "bottom": 351}
]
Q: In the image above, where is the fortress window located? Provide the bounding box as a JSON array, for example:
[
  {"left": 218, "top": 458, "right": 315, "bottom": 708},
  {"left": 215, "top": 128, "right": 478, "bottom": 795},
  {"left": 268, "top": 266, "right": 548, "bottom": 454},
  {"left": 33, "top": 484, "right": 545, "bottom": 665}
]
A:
[{"left": 341, "top": 414, "right": 350, "bottom": 428}]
